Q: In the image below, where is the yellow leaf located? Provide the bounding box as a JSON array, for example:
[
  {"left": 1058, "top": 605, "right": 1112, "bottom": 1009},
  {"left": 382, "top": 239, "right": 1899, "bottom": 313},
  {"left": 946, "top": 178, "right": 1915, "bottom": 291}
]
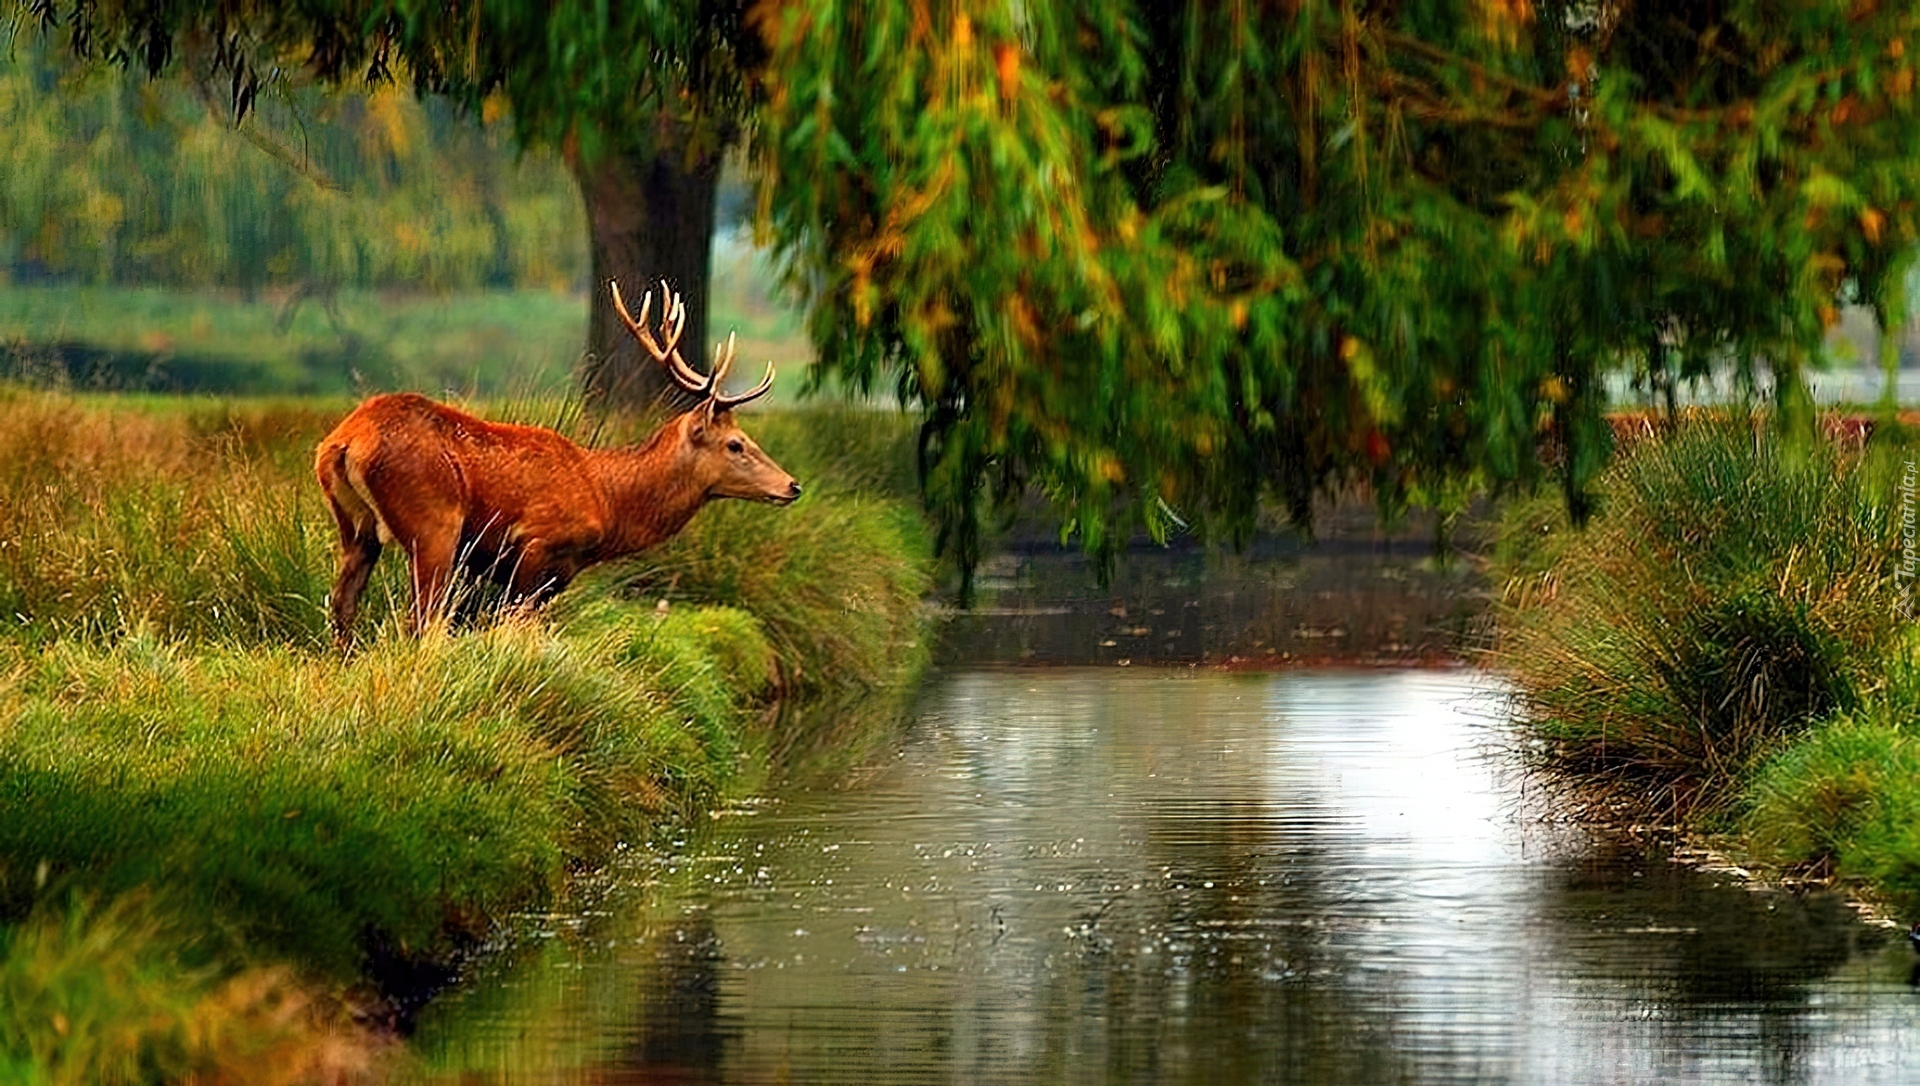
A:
[
  {"left": 1861, "top": 207, "right": 1886, "bottom": 243},
  {"left": 995, "top": 43, "right": 1021, "bottom": 102}
]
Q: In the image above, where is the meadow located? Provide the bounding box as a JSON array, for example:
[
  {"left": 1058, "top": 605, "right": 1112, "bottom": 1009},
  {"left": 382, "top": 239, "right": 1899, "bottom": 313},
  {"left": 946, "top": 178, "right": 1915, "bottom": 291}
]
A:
[
  {"left": 0, "top": 389, "right": 929, "bottom": 1083},
  {"left": 1494, "top": 416, "right": 1920, "bottom": 908}
]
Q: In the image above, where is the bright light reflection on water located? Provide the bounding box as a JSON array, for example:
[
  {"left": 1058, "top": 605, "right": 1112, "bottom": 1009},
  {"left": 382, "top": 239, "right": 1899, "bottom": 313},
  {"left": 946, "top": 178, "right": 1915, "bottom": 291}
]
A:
[{"left": 408, "top": 668, "right": 1920, "bottom": 1085}]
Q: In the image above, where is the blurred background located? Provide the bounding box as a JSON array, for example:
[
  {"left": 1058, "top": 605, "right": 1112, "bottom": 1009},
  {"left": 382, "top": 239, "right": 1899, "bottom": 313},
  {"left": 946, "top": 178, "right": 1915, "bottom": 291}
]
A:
[{"left": 0, "top": 38, "right": 811, "bottom": 400}]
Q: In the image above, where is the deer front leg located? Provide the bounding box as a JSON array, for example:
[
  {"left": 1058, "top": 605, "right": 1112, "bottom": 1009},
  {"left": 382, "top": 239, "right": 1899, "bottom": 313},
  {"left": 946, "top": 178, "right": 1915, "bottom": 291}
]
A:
[
  {"left": 505, "top": 541, "right": 577, "bottom": 613},
  {"left": 405, "top": 529, "right": 461, "bottom": 636}
]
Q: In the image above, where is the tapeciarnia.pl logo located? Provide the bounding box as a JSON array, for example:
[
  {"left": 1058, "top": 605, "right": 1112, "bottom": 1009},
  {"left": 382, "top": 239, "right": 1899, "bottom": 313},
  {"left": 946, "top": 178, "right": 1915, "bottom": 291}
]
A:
[{"left": 1900, "top": 457, "right": 1918, "bottom": 621}]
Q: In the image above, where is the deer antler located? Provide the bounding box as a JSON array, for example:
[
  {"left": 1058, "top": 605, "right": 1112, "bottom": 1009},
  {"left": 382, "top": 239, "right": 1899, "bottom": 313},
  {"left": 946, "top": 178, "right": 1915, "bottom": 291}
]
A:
[{"left": 608, "top": 279, "right": 775, "bottom": 410}]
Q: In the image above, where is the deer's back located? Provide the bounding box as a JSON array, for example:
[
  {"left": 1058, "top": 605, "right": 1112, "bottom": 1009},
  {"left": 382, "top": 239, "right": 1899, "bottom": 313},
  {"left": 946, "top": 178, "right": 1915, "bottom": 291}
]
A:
[{"left": 319, "top": 393, "right": 607, "bottom": 539}]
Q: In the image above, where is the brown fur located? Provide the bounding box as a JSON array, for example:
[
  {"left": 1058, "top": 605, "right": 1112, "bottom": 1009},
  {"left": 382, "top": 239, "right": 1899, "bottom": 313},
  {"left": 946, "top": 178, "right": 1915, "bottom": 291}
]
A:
[{"left": 314, "top": 392, "right": 798, "bottom": 647}]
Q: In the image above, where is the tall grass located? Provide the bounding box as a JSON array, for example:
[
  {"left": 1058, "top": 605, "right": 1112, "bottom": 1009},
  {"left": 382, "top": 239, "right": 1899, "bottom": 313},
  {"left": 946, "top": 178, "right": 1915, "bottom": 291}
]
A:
[
  {"left": 0, "top": 390, "right": 353, "bottom": 647},
  {"left": 1495, "top": 419, "right": 1903, "bottom": 815}
]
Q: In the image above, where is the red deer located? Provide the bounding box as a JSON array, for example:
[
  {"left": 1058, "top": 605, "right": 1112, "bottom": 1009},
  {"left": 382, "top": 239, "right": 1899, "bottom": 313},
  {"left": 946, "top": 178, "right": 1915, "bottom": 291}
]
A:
[{"left": 314, "top": 281, "right": 799, "bottom": 648}]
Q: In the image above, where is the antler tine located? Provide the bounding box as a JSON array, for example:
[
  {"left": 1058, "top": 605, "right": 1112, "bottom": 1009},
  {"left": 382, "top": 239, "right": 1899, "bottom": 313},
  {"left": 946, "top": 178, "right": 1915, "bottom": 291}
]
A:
[
  {"left": 656, "top": 279, "right": 688, "bottom": 359},
  {"left": 710, "top": 334, "right": 777, "bottom": 411},
  {"left": 710, "top": 331, "right": 737, "bottom": 388},
  {"left": 653, "top": 281, "right": 710, "bottom": 392},
  {"left": 608, "top": 278, "right": 652, "bottom": 345}
]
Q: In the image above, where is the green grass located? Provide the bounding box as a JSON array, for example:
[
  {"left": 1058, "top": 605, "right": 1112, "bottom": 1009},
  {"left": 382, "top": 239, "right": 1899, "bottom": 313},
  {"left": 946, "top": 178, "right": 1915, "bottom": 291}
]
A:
[
  {"left": 0, "top": 389, "right": 931, "bottom": 1081},
  {"left": 1, "top": 893, "right": 378, "bottom": 1086},
  {"left": 0, "top": 608, "right": 769, "bottom": 976}
]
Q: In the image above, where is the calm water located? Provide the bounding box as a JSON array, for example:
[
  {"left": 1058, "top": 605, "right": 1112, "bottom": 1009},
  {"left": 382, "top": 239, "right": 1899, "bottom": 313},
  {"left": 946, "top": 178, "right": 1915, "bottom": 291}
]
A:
[{"left": 408, "top": 668, "right": 1920, "bottom": 1084}]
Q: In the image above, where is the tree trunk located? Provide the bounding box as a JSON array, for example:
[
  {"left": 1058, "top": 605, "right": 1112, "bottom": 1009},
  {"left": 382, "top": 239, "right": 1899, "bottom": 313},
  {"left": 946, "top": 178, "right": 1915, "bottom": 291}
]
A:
[{"left": 573, "top": 140, "right": 723, "bottom": 412}]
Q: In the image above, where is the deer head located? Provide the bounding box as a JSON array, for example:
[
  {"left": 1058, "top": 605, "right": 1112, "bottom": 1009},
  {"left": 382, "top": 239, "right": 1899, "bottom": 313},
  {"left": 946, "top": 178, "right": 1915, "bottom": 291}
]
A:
[{"left": 610, "top": 280, "right": 800, "bottom": 505}]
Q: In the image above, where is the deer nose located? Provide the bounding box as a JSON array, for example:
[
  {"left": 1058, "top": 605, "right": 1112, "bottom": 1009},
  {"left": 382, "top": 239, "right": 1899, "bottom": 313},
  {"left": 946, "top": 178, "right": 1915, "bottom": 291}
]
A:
[{"left": 787, "top": 480, "right": 803, "bottom": 500}]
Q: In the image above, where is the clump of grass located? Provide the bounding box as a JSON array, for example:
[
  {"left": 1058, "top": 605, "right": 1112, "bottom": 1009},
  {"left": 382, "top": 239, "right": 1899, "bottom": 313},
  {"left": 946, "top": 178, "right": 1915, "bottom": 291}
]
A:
[
  {"left": 744, "top": 405, "right": 920, "bottom": 499},
  {"left": 584, "top": 492, "right": 932, "bottom": 692},
  {"left": 1737, "top": 637, "right": 1920, "bottom": 899},
  {"left": 1494, "top": 418, "right": 1903, "bottom": 815},
  {"left": 1743, "top": 715, "right": 1920, "bottom": 894}
]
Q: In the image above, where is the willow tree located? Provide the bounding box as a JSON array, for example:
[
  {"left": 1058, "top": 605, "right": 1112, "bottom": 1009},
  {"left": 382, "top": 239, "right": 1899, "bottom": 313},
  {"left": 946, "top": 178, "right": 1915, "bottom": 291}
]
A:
[
  {"left": 24, "top": 0, "right": 758, "bottom": 407},
  {"left": 757, "top": 1, "right": 1920, "bottom": 583}
]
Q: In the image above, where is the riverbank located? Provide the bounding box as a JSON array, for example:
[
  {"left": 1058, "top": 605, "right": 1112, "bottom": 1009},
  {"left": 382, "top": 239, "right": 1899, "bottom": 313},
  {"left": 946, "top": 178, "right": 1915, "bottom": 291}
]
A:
[
  {"left": 1493, "top": 416, "right": 1920, "bottom": 916},
  {"left": 0, "top": 391, "right": 931, "bottom": 1082}
]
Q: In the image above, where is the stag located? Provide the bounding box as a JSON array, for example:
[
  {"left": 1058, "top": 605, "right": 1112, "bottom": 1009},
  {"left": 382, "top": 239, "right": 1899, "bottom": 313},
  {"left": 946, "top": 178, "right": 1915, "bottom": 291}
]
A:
[{"left": 315, "top": 281, "right": 798, "bottom": 648}]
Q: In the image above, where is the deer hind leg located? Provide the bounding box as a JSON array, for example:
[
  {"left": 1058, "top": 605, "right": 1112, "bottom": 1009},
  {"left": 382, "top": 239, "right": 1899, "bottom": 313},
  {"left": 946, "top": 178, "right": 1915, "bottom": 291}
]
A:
[
  {"left": 317, "top": 447, "right": 383, "bottom": 650},
  {"left": 330, "top": 531, "right": 382, "bottom": 650}
]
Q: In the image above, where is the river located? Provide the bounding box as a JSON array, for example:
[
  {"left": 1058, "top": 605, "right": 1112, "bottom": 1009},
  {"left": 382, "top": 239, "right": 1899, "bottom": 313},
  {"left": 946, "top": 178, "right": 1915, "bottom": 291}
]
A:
[{"left": 405, "top": 665, "right": 1920, "bottom": 1084}]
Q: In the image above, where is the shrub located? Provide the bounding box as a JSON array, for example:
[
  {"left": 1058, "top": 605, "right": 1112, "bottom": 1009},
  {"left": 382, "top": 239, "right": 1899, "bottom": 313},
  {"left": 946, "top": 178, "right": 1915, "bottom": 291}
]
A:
[{"left": 577, "top": 489, "right": 932, "bottom": 693}]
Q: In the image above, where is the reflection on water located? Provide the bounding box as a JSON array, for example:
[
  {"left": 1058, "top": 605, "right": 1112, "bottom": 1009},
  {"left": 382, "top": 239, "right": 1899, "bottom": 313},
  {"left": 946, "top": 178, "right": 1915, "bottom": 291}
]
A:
[{"left": 408, "top": 669, "right": 1920, "bottom": 1085}]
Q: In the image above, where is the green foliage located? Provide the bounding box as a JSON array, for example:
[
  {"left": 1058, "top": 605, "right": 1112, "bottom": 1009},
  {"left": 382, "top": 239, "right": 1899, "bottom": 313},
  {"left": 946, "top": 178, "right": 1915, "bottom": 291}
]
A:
[
  {"left": 23, "top": 0, "right": 758, "bottom": 181},
  {"left": 741, "top": 405, "right": 921, "bottom": 500},
  {"left": 575, "top": 488, "right": 933, "bottom": 692},
  {"left": 758, "top": 0, "right": 1920, "bottom": 584},
  {"left": 29, "top": 1, "right": 1920, "bottom": 575},
  {"left": 1496, "top": 420, "right": 1905, "bottom": 811}
]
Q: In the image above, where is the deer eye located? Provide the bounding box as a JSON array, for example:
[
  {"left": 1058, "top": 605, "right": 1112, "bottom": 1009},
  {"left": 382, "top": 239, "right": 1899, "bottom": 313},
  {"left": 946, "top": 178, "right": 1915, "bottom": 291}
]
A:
[{"left": 726, "top": 439, "right": 745, "bottom": 454}]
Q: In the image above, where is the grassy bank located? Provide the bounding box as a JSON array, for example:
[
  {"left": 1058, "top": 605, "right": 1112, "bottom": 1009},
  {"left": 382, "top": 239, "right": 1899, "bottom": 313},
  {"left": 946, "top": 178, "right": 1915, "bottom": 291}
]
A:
[
  {"left": 1494, "top": 417, "right": 1920, "bottom": 908},
  {"left": 0, "top": 390, "right": 929, "bottom": 1082}
]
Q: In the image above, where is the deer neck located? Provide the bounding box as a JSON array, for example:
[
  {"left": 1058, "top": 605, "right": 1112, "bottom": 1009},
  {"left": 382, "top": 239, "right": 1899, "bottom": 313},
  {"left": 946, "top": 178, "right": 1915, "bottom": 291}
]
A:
[{"left": 585, "top": 421, "right": 709, "bottom": 559}]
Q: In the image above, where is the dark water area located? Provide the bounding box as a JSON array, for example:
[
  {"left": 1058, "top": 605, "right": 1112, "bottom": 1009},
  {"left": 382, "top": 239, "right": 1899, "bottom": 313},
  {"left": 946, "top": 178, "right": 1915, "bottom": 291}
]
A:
[
  {"left": 405, "top": 665, "right": 1920, "bottom": 1085},
  {"left": 938, "top": 508, "right": 1487, "bottom": 667}
]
